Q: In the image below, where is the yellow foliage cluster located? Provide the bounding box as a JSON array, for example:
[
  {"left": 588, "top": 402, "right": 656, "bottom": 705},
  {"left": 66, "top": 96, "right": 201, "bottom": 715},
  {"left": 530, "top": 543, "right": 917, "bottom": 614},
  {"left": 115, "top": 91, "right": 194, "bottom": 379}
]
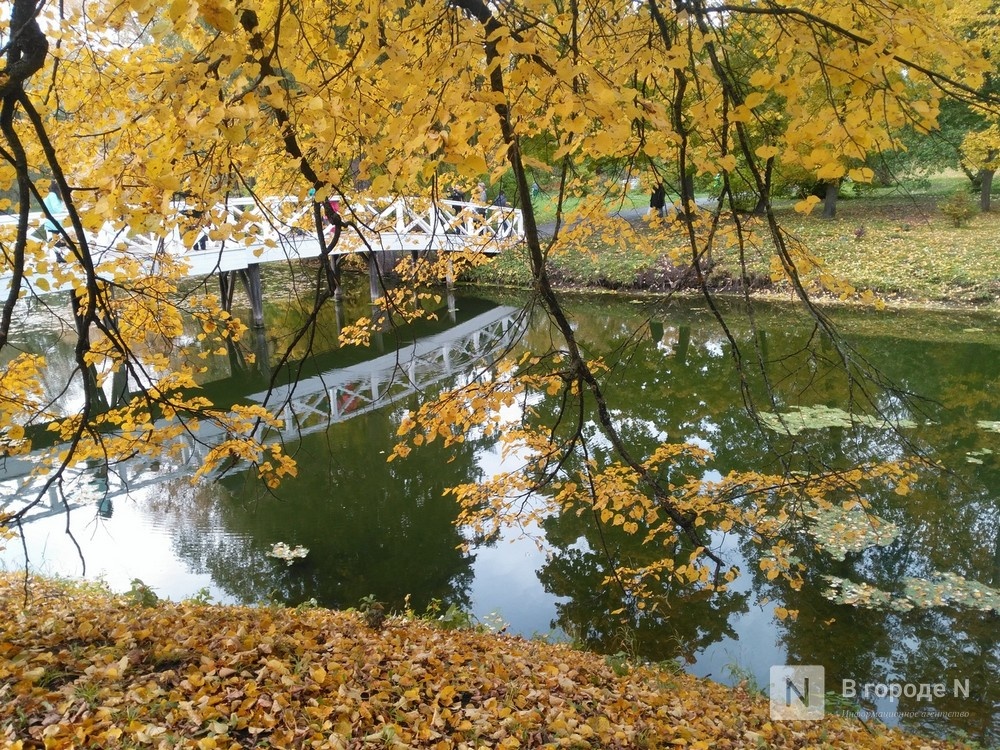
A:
[
  {"left": 961, "top": 125, "right": 1000, "bottom": 171},
  {"left": 0, "top": 574, "right": 972, "bottom": 749}
]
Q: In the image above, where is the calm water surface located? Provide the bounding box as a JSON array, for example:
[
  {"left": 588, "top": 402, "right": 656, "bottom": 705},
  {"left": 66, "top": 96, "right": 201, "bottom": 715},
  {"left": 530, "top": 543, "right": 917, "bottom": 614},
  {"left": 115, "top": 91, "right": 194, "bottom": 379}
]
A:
[{"left": 3, "top": 275, "right": 997, "bottom": 745}]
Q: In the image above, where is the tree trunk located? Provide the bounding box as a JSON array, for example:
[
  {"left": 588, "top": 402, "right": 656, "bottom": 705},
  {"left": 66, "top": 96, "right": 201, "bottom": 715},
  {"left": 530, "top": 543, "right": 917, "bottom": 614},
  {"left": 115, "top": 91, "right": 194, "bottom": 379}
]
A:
[
  {"left": 979, "top": 169, "right": 994, "bottom": 212},
  {"left": 822, "top": 180, "right": 839, "bottom": 219}
]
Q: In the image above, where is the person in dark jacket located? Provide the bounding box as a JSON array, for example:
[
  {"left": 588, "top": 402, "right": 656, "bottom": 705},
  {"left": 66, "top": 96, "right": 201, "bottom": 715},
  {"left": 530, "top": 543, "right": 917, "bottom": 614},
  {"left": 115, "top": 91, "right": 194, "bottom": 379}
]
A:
[{"left": 650, "top": 183, "right": 666, "bottom": 218}]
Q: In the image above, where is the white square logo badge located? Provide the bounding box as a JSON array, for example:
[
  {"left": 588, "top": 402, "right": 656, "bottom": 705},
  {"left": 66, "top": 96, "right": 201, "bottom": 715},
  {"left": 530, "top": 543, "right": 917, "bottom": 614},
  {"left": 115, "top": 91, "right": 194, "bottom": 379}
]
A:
[{"left": 770, "top": 665, "right": 825, "bottom": 720}]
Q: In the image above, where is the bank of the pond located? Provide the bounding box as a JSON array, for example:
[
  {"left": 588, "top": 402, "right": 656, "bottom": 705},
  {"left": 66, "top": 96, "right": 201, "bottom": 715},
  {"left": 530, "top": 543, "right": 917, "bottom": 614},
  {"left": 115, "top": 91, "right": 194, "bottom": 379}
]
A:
[
  {"left": 0, "top": 575, "right": 975, "bottom": 749},
  {"left": 470, "top": 197, "right": 1000, "bottom": 311}
]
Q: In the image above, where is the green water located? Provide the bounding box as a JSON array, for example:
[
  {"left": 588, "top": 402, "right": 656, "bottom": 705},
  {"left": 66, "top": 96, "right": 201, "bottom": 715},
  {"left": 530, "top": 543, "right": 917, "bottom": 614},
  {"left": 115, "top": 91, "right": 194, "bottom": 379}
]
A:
[{"left": 3, "top": 277, "right": 998, "bottom": 745}]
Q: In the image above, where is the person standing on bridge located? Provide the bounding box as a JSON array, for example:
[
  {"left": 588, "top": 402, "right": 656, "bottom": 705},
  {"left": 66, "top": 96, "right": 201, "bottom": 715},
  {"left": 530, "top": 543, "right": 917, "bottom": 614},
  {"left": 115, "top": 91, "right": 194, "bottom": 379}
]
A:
[
  {"left": 493, "top": 190, "right": 512, "bottom": 236},
  {"left": 43, "top": 183, "right": 68, "bottom": 262}
]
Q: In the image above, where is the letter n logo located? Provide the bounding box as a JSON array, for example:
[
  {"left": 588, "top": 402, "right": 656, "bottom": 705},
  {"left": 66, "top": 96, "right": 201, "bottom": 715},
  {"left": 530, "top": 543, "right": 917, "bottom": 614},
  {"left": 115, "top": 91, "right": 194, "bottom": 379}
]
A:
[{"left": 770, "top": 665, "right": 825, "bottom": 720}]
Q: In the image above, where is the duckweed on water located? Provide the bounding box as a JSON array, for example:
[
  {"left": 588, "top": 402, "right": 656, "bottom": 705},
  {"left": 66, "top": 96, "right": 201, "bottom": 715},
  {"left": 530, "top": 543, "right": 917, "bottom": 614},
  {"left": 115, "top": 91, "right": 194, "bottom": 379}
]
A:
[
  {"left": 759, "top": 405, "right": 919, "bottom": 435},
  {"left": 805, "top": 504, "right": 900, "bottom": 562},
  {"left": 823, "top": 573, "right": 1000, "bottom": 613}
]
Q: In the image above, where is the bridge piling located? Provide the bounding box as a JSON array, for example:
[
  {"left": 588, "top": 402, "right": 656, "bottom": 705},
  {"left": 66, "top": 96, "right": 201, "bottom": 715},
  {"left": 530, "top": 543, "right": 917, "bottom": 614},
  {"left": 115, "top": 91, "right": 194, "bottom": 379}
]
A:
[
  {"left": 219, "top": 265, "right": 265, "bottom": 328},
  {"left": 368, "top": 251, "right": 381, "bottom": 303},
  {"left": 245, "top": 264, "right": 264, "bottom": 328},
  {"left": 332, "top": 261, "right": 344, "bottom": 302}
]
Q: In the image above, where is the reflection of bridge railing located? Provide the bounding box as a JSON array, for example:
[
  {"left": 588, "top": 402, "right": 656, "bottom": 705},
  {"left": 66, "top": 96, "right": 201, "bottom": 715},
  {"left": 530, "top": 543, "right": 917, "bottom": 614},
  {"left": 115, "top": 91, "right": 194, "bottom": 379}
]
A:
[
  {"left": 1, "top": 304, "right": 525, "bottom": 525},
  {"left": 0, "top": 196, "right": 524, "bottom": 298}
]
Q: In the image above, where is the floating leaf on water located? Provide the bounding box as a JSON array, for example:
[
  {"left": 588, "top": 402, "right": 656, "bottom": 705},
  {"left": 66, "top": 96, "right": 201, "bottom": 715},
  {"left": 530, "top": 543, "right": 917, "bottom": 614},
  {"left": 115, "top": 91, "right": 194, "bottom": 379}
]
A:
[
  {"left": 268, "top": 541, "right": 309, "bottom": 565},
  {"left": 822, "top": 576, "right": 902, "bottom": 609}
]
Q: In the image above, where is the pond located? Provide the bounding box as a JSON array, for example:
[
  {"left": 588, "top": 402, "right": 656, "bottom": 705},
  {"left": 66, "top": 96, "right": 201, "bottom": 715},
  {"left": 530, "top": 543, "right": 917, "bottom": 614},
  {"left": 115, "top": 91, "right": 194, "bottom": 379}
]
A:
[{"left": 2, "top": 272, "right": 998, "bottom": 746}]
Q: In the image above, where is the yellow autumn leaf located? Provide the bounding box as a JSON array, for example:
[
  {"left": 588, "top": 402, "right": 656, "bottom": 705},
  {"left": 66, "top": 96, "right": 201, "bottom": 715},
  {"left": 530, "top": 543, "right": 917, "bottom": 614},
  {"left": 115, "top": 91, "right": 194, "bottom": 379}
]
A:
[
  {"left": 794, "top": 195, "right": 820, "bottom": 214},
  {"left": 199, "top": 0, "right": 236, "bottom": 32}
]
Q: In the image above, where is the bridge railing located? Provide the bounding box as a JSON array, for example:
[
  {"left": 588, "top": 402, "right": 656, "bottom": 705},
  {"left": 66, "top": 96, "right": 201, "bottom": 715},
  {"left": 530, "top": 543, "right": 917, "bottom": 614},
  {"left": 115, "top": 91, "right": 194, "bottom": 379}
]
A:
[
  {"left": 0, "top": 195, "right": 522, "bottom": 262},
  {"left": 0, "top": 195, "right": 523, "bottom": 297},
  {"left": 321, "top": 197, "right": 523, "bottom": 251}
]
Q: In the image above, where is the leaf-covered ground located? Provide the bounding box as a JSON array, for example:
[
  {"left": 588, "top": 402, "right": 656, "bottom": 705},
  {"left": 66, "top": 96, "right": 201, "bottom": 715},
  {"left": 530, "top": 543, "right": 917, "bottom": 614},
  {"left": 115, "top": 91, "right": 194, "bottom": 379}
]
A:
[
  {"left": 0, "top": 575, "right": 972, "bottom": 749},
  {"left": 471, "top": 187, "right": 1000, "bottom": 310}
]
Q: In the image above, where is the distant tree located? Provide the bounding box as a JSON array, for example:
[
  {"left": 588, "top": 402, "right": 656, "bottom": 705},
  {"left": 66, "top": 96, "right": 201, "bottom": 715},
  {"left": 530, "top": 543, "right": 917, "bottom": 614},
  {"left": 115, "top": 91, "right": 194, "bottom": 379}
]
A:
[{"left": 962, "top": 125, "right": 1000, "bottom": 211}]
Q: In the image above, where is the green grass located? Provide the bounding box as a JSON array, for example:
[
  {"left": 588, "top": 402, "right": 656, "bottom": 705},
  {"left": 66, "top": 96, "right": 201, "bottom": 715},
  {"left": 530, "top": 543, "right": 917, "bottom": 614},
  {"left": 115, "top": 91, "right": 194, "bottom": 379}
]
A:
[
  {"left": 772, "top": 189, "right": 1000, "bottom": 306},
  {"left": 471, "top": 175, "right": 1000, "bottom": 310}
]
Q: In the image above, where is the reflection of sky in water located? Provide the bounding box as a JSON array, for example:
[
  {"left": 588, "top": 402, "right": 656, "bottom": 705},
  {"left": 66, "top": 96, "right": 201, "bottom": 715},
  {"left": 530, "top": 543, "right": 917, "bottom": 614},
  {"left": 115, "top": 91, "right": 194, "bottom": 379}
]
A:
[
  {"left": 465, "top": 430, "right": 568, "bottom": 640},
  {"left": 2, "top": 487, "right": 238, "bottom": 604}
]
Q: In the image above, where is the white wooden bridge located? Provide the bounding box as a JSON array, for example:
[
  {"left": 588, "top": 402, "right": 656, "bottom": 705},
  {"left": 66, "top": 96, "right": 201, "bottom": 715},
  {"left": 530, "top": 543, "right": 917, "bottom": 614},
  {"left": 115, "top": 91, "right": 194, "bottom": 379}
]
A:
[
  {"left": 0, "top": 195, "right": 524, "bottom": 321},
  {"left": 1, "top": 303, "right": 526, "bottom": 526}
]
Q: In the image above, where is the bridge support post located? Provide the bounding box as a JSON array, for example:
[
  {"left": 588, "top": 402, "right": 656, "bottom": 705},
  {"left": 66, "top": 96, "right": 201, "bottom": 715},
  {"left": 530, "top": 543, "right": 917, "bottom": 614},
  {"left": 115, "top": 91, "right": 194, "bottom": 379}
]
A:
[
  {"left": 110, "top": 366, "right": 130, "bottom": 407},
  {"left": 325, "top": 255, "right": 344, "bottom": 302},
  {"left": 332, "top": 261, "right": 344, "bottom": 302},
  {"left": 368, "top": 251, "right": 381, "bottom": 303},
  {"left": 244, "top": 264, "right": 265, "bottom": 328},
  {"left": 219, "top": 265, "right": 265, "bottom": 328}
]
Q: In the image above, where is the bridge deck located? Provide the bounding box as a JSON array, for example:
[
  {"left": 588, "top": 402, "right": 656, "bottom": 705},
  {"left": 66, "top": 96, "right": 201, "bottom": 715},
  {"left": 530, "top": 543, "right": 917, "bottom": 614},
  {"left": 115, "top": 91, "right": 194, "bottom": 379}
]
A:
[{"left": 0, "top": 196, "right": 524, "bottom": 299}]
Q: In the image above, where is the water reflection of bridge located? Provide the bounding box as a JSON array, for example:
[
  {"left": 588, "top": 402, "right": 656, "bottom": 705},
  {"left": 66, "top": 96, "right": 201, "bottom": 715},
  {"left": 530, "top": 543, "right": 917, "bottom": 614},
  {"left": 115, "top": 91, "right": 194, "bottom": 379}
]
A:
[{"left": 2, "top": 304, "right": 525, "bottom": 525}]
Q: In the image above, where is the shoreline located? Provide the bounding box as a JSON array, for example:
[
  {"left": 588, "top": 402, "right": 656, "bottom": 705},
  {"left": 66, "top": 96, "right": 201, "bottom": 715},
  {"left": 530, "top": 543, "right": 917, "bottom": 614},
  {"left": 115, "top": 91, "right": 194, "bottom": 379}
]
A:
[
  {"left": 461, "top": 277, "right": 1000, "bottom": 315},
  {"left": 0, "top": 573, "right": 977, "bottom": 749}
]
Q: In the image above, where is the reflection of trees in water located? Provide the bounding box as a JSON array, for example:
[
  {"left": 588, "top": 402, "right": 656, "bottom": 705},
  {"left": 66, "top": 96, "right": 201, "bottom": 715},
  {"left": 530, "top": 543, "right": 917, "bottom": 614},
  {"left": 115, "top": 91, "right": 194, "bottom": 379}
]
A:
[
  {"left": 538, "top": 508, "right": 748, "bottom": 664},
  {"left": 726, "top": 351, "right": 1000, "bottom": 744},
  {"left": 743, "top": 521, "right": 998, "bottom": 746},
  {"left": 158, "top": 393, "right": 486, "bottom": 613},
  {"left": 744, "top": 335, "right": 998, "bottom": 744},
  {"left": 529, "top": 299, "right": 997, "bottom": 744}
]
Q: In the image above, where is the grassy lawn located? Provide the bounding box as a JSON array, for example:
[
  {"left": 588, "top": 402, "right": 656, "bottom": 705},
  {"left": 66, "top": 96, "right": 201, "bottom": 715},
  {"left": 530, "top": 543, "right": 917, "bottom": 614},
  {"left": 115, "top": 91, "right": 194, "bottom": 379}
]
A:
[
  {"left": 772, "top": 181, "right": 999, "bottom": 306},
  {"left": 473, "top": 176, "right": 1000, "bottom": 310}
]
